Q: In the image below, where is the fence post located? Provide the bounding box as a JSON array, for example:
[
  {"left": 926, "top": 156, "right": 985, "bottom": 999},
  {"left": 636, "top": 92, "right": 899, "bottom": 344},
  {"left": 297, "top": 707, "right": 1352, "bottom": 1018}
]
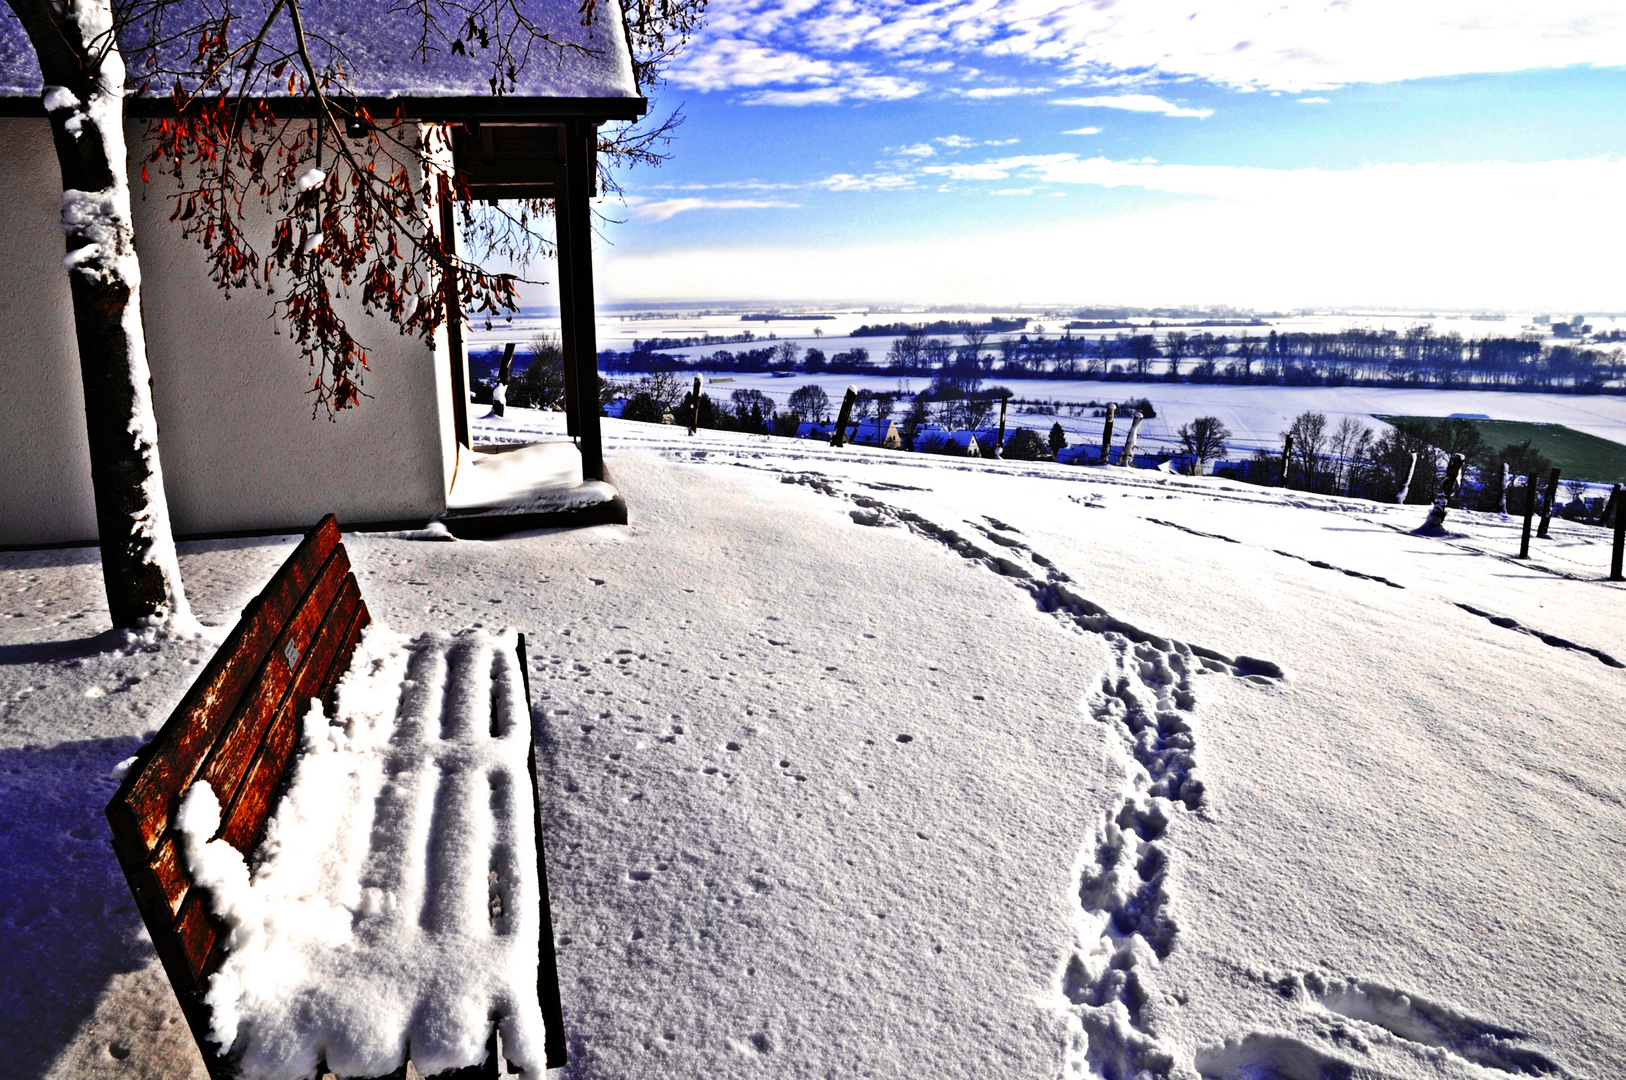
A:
[
  {"left": 1499, "top": 463, "right": 1510, "bottom": 516},
  {"left": 688, "top": 375, "right": 702, "bottom": 435},
  {"left": 1396, "top": 451, "right": 1418, "bottom": 504},
  {"left": 1121, "top": 409, "right": 1144, "bottom": 467},
  {"left": 1537, "top": 467, "right": 1562, "bottom": 538},
  {"left": 830, "top": 386, "right": 858, "bottom": 448},
  {"left": 1518, "top": 473, "right": 1538, "bottom": 559},
  {"left": 1613, "top": 499, "right": 1626, "bottom": 581},
  {"left": 994, "top": 397, "right": 1008, "bottom": 459},
  {"left": 1099, "top": 403, "right": 1116, "bottom": 465},
  {"left": 1280, "top": 433, "right": 1294, "bottom": 488},
  {"left": 1603, "top": 484, "right": 1621, "bottom": 529},
  {"left": 1422, "top": 453, "right": 1464, "bottom": 531},
  {"left": 492, "top": 342, "right": 516, "bottom": 418}
]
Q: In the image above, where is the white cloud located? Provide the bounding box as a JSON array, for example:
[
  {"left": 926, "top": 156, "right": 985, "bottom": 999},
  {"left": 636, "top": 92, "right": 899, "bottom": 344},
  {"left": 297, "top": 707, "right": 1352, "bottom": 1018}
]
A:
[
  {"left": 740, "top": 73, "right": 923, "bottom": 105},
  {"left": 662, "top": 180, "right": 805, "bottom": 192},
  {"left": 623, "top": 198, "right": 800, "bottom": 221},
  {"left": 921, "top": 153, "right": 1076, "bottom": 181},
  {"left": 666, "top": 35, "right": 922, "bottom": 105},
  {"left": 1298, "top": 96, "right": 1331, "bottom": 104},
  {"left": 1051, "top": 94, "right": 1213, "bottom": 118},
  {"left": 961, "top": 86, "right": 1048, "bottom": 99},
  {"left": 990, "top": 188, "right": 1036, "bottom": 195},
  {"left": 668, "top": 38, "right": 838, "bottom": 92},
  {"left": 892, "top": 143, "right": 937, "bottom": 157},
  {"left": 1063, "top": 126, "right": 1102, "bottom": 135},
  {"left": 815, "top": 172, "right": 916, "bottom": 191},
  {"left": 676, "top": 1, "right": 1626, "bottom": 97},
  {"left": 602, "top": 155, "right": 1626, "bottom": 310},
  {"left": 933, "top": 134, "right": 1020, "bottom": 150}
]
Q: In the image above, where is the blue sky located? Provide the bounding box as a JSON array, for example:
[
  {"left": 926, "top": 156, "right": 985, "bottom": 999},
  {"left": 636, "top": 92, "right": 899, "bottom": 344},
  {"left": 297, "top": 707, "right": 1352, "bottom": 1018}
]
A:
[{"left": 587, "top": 1, "right": 1626, "bottom": 310}]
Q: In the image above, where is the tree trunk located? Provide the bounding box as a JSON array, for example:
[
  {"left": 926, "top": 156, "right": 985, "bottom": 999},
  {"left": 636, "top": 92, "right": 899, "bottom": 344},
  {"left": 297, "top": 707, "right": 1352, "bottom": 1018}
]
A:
[{"left": 12, "top": 0, "right": 189, "bottom": 627}]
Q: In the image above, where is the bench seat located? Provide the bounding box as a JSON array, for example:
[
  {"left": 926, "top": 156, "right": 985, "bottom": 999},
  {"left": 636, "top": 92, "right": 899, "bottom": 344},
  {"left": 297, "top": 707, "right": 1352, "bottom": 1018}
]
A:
[{"left": 106, "top": 517, "right": 565, "bottom": 1079}]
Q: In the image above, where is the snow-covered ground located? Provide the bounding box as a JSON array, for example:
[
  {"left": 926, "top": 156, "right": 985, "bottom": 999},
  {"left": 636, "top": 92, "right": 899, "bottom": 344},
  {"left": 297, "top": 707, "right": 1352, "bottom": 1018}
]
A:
[{"left": 3, "top": 414, "right": 1623, "bottom": 1079}]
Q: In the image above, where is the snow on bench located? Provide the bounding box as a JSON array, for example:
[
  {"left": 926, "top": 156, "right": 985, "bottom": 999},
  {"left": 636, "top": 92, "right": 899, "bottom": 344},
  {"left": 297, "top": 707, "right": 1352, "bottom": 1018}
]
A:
[{"left": 105, "top": 517, "right": 564, "bottom": 1079}]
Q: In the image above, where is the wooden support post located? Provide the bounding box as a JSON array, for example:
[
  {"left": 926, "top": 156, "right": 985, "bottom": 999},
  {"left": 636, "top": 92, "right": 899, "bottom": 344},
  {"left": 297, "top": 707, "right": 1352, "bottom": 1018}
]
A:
[
  {"left": 1499, "top": 463, "right": 1510, "bottom": 516},
  {"left": 1537, "top": 467, "right": 1561, "bottom": 538},
  {"left": 556, "top": 120, "right": 604, "bottom": 482},
  {"left": 688, "top": 375, "right": 702, "bottom": 435},
  {"left": 830, "top": 386, "right": 857, "bottom": 448},
  {"left": 1280, "top": 433, "right": 1294, "bottom": 488},
  {"left": 437, "top": 178, "right": 472, "bottom": 450},
  {"left": 1518, "top": 473, "right": 1538, "bottom": 559},
  {"left": 1121, "top": 409, "right": 1144, "bottom": 467},
  {"left": 1099, "top": 403, "right": 1116, "bottom": 465},
  {"left": 492, "top": 342, "right": 515, "bottom": 418},
  {"left": 1614, "top": 499, "right": 1626, "bottom": 581},
  {"left": 555, "top": 236, "right": 580, "bottom": 439},
  {"left": 994, "top": 397, "right": 1008, "bottom": 459},
  {"left": 1603, "top": 483, "right": 1621, "bottom": 529}
]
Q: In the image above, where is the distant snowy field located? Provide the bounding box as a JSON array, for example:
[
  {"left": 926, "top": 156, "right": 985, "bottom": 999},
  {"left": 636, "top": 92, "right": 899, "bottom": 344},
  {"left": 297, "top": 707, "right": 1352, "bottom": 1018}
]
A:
[
  {"left": 469, "top": 307, "right": 1599, "bottom": 356},
  {"left": 3, "top": 414, "right": 1623, "bottom": 1079}
]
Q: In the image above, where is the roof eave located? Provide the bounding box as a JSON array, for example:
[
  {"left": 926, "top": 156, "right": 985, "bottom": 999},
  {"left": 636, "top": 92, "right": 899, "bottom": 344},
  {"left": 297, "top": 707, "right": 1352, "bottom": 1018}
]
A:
[{"left": 0, "top": 93, "right": 648, "bottom": 123}]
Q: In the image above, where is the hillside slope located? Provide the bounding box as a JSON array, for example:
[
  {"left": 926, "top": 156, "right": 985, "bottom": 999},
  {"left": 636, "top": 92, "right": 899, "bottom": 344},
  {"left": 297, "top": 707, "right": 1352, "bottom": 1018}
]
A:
[{"left": 3, "top": 414, "right": 1621, "bottom": 1079}]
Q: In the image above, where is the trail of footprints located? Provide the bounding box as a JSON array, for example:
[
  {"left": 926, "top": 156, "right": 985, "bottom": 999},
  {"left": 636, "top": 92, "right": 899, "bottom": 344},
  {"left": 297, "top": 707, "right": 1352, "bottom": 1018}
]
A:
[
  {"left": 777, "top": 471, "right": 1571, "bottom": 1080},
  {"left": 781, "top": 473, "right": 1283, "bottom": 1075},
  {"left": 1200, "top": 970, "right": 1565, "bottom": 1079}
]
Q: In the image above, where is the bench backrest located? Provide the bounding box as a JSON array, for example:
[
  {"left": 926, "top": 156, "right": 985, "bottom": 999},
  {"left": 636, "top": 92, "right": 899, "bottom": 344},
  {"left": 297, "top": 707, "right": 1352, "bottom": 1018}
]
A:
[{"left": 105, "top": 515, "right": 370, "bottom": 1004}]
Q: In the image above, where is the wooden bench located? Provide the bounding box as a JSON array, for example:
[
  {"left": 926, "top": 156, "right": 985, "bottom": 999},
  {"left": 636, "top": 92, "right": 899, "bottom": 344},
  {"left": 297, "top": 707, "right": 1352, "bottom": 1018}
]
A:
[{"left": 105, "top": 515, "right": 566, "bottom": 1079}]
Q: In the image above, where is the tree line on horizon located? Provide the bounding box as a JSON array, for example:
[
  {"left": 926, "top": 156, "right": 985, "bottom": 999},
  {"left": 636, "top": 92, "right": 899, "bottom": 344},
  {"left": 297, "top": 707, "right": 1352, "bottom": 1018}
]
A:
[{"left": 582, "top": 324, "right": 1623, "bottom": 394}]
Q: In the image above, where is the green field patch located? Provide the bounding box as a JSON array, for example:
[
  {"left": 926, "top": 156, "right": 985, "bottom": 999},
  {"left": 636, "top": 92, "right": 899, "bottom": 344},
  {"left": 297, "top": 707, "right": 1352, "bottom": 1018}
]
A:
[{"left": 1373, "top": 415, "right": 1626, "bottom": 483}]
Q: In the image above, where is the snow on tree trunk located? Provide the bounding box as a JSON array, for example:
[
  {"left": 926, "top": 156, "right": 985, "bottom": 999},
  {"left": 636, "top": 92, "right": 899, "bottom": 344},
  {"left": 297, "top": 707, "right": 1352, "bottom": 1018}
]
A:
[{"left": 27, "top": 0, "right": 190, "bottom": 627}]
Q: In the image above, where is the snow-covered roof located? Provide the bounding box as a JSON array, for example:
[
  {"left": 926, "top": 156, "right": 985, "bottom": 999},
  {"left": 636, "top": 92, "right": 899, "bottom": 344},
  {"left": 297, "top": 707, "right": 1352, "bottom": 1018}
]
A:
[{"left": 0, "top": 0, "right": 640, "bottom": 115}]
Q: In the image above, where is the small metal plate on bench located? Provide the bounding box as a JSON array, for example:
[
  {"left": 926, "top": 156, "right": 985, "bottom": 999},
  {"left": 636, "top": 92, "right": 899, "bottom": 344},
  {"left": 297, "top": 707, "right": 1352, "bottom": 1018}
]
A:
[{"left": 283, "top": 640, "right": 301, "bottom": 668}]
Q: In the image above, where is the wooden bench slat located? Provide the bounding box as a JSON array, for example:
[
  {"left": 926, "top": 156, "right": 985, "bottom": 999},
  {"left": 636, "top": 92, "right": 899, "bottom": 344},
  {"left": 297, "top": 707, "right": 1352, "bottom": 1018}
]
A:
[
  {"left": 127, "top": 833, "right": 187, "bottom": 921},
  {"left": 135, "top": 578, "right": 368, "bottom": 934},
  {"left": 168, "top": 573, "right": 361, "bottom": 991},
  {"left": 325, "top": 594, "right": 373, "bottom": 705},
  {"left": 108, "top": 516, "right": 343, "bottom": 861},
  {"left": 168, "top": 884, "right": 222, "bottom": 992},
  {"left": 195, "top": 545, "right": 350, "bottom": 844},
  {"left": 217, "top": 578, "right": 363, "bottom": 854}
]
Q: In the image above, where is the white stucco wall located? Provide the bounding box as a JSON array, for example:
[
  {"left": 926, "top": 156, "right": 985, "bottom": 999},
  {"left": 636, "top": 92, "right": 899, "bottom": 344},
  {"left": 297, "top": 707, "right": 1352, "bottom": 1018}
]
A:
[
  {"left": 0, "top": 117, "right": 456, "bottom": 545},
  {"left": 0, "top": 118, "right": 97, "bottom": 545}
]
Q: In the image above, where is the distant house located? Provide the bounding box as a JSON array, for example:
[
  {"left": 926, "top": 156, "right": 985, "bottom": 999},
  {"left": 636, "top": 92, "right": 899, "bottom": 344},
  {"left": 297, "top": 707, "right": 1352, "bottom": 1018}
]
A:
[
  {"left": 0, "top": 3, "right": 643, "bottom": 544},
  {"left": 847, "top": 418, "right": 902, "bottom": 448}
]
